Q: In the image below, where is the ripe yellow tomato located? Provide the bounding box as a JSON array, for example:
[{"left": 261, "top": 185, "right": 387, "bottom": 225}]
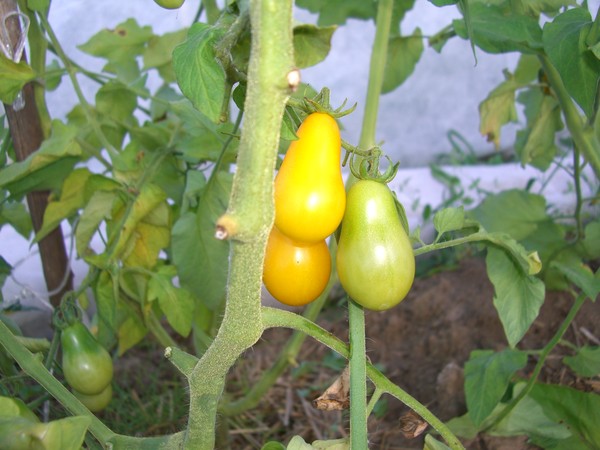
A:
[
  {"left": 274, "top": 113, "right": 346, "bottom": 243},
  {"left": 263, "top": 226, "right": 331, "bottom": 306}
]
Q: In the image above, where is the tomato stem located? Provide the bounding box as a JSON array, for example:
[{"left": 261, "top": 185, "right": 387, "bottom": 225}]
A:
[
  {"left": 261, "top": 307, "right": 466, "bottom": 450},
  {"left": 348, "top": 298, "right": 369, "bottom": 448}
]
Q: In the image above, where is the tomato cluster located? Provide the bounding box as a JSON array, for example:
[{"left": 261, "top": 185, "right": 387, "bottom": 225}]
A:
[
  {"left": 263, "top": 112, "right": 344, "bottom": 306},
  {"left": 263, "top": 111, "right": 415, "bottom": 310},
  {"left": 61, "top": 322, "right": 113, "bottom": 412}
]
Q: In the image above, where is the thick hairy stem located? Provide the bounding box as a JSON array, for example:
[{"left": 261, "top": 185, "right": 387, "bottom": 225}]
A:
[{"left": 182, "top": 1, "right": 295, "bottom": 448}]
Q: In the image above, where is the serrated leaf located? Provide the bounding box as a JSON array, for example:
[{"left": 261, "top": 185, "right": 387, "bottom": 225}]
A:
[
  {"left": 433, "top": 206, "right": 465, "bottom": 236},
  {"left": 170, "top": 99, "right": 234, "bottom": 162},
  {"left": 486, "top": 246, "right": 545, "bottom": 347},
  {"left": 93, "top": 270, "right": 118, "bottom": 351},
  {"left": 0, "top": 200, "right": 32, "bottom": 238},
  {"left": 515, "top": 93, "right": 562, "bottom": 171},
  {"left": 147, "top": 266, "right": 195, "bottom": 337},
  {"left": 530, "top": 383, "right": 600, "bottom": 449},
  {"left": 293, "top": 24, "right": 336, "bottom": 69},
  {"left": 173, "top": 23, "right": 226, "bottom": 123},
  {"left": 464, "top": 349, "right": 528, "bottom": 426},
  {"left": 78, "top": 19, "right": 153, "bottom": 63},
  {"left": 563, "top": 346, "right": 600, "bottom": 378},
  {"left": 0, "top": 120, "right": 81, "bottom": 195},
  {"left": 117, "top": 314, "right": 147, "bottom": 356},
  {"left": 172, "top": 171, "right": 232, "bottom": 311},
  {"left": 543, "top": 7, "right": 600, "bottom": 121},
  {"left": 382, "top": 28, "right": 424, "bottom": 94},
  {"left": 453, "top": 3, "right": 543, "bottom": 54},
  {"left": 0, "top": 55, "right": 35, "bottom": 104},
  {"left": 469, "top": 189, "right": 548, "bottom": 241},
  {"left": 76, "top": 190, "right": 117, "bottom": 258},
  {"left": 551, "top": 261, "right": 600, "bottom": 301},
  {"left": 95, "top": 80, "right": 138, "bottom": 124},
  {"left": 111, "top": 184, "right": 167, "bottom": 261},
  {"left": 479, "top": 77, "right": 519, "bottom": 148}
]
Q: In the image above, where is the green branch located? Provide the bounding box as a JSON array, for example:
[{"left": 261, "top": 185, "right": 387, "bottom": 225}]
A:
[
  {"left": 483, "top": 292, "right": 588, "bottom": 431},
  {"left": 261, "top": 307, "right": 466, "bottom": 450},
  {"left": 538, "top": 53, "right": 600, "bottom": 179}
]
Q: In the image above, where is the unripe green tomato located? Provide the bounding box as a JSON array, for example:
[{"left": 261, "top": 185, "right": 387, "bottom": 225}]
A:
[
  {"left": 73, "top": 384, "right": 112, "bottom": 413},
  {"left": 61, "top": 322, "right": 113, "bottom": 395},
  {"left": 153, "top": 0, "right": 185, "bottom": 9},
  {"left": 336, "top": 180, "right": 415, "bottom": 311}
]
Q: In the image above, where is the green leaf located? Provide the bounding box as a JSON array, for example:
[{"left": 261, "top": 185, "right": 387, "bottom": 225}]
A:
[
  {"left": 582, "top": 221, "right": 600, "bottom": 258},
  {"left": 0, "top": 199, "right": 32, "bottom": 238},
  {"left": 117, "top": 313, "right": 147, "bottom": 356},
  {"left": 37, "top": 171, "right": 120, "bottom": 242},
  {"left": 143, "top": 28, "right": 188, "bottom": 83},
  {"left": 147, "top": 266, "right": 195, "bottom": 337},
  {"left": 515, "top": 91, "right": 562, "bottom": 171},
  {"left": 293, "top": 24, "right": 336, "bottom": 69},
  {"left": 0, "top": 415, "right": 91, "bottom": 450},
  {"left": 27, "top": 0, "right": 50, "bottom": 10},
  {"left": 447, "top": 382, "right": 572, "bottom": 440},
  {"left": 44, "top": 59, "right": 62, "bottom": 91},
  {"left": 530, "top": 383, "right": 600, "bottom": 449},
  {"left": 486, "top": 246, "right": 545, "bottom": 347},
  {"left": 479, "top": 76, "right": 519, "bottom": 148},
  {"left": 312, "top": 438, "right": 349, "bottom": 449},
  {"left": 0, "top": 120, "right": 81, "bottom": 196},
  {"left": 78, "top": 19, "right": 153, "bottom": 63},
  {"left": 96, "top": 80, "right": 138, "bottom": 124},
  {"left": 563, "top": 346, "right": 600, "bottom": 378},
  {"left": 551, "top": 261, "right": 600, "bottom": 301},
  {"left": 0, "top": 257, "right": 12, "bottom": 301},
  {"left": 543, "top": 7, "right": 600, "bottom": 121},
  {"left": 111, "top": 184, "right": 167, "bottom": 261},
  {"left": 464, "top": 348, "right": 528, "bottom": 426},
  {"left": 453, "top": 3, "right": 543, "bottom": 54},
  {"left": 0, "top": 55, "right": 35, "bottom": 104},
  {"left": 170, "top": 99, "right": 234, "bottom": 162},
  {"left": 261, "top": 442, "right": 286, "bottom": 450},
  {"left": 173, "top": 23, "right": 227, "bottom": 123},
  {"left": 286, "top": 435, "right": 315, "bottom": 450},
  {"left": 171, "top": 171, "right": 232, "bottom": 311},
  {"left": 469, "top": 189, "right": 548, "bottom": 241},
  {"left": 295, "top": 0, "right": 376, "bottom": 26},
  {"left": 94, "top": 270, "right": 118, "bottom": 349},
  {"left": 433, "top": 206, "right": 465, "bottom": 236},
  {"left": 428, "top": 0, "right": 458, "bottom": 6},
  {"left": 424, "top": 434, "right": 452, "bottom": 450},
  {"left": 382, "top": 28, "right": 424, "bottom": 94},
  {"left": 76, "top": 190, "right": 118, "bottom": 258}
]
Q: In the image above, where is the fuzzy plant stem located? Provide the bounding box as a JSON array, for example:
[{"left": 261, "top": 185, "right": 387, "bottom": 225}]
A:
[
  {"left": 181, "top": 1, "right": 295, "bottom": 449},
  {"left": 262, "top": 307, "right": 466, "bottom": 450}
]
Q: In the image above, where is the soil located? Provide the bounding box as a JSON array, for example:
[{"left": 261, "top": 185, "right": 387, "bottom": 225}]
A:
[{"left": 107, "top": 255, "right": 599, "bottom": 449}]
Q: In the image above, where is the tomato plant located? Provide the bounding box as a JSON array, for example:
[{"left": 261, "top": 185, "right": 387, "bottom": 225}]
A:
[
  {"left": 263, "top": 226, "right": 331, "bottom": 307},
  {"left": 61, "top": 322, "right": 113, "bottom": 396},
  {"left": 274, "top": 112, "right": 346, "bottom": 243},
  {"left": 337, "top": 179, "right": 415, "bottom": 311}
]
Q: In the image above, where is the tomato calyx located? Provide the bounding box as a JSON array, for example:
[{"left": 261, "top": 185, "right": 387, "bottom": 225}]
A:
[{"left": 287, "top": 87, "right": 356, "bottom": 120}]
